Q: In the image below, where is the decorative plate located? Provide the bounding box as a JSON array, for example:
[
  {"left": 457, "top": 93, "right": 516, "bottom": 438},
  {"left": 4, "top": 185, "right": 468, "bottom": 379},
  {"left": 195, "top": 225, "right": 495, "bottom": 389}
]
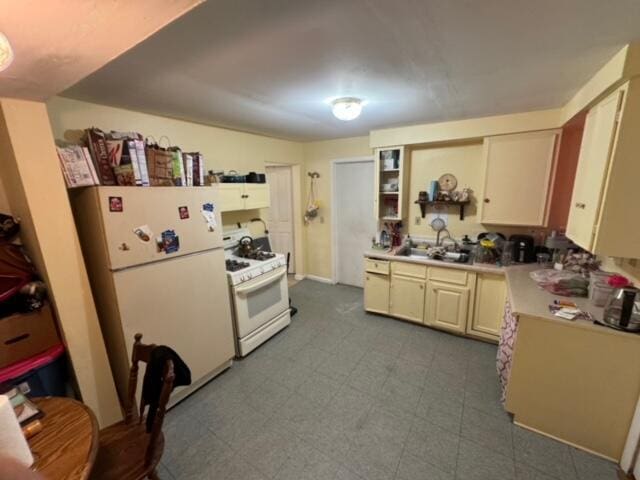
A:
[{"left": 438, "top": 173, "right": 458, "bottom": 192}]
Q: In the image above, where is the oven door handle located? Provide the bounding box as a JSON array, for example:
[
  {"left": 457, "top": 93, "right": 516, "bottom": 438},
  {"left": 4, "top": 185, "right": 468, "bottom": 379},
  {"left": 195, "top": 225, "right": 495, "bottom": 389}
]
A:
[{"left": 235, "top": 268, "right": 286, "bottom": 296}]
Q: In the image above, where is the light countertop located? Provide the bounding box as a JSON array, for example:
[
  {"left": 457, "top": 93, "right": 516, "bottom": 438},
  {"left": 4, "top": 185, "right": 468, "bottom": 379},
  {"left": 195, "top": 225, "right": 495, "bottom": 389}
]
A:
[
  {"left": 364, "top": 249, "right": 505, "bottom": 275},
  {"left": 365, "top": 250, "right": 639, "bottom": 339},
  {"left": 500, "top": 265, "right": 637, "bottom": 340}
]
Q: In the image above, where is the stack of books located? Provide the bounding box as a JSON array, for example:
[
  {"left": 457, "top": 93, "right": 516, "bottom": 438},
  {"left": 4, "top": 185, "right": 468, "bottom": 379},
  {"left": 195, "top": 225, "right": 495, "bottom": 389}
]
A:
[{"left": 56, "top": 127, "right": 206, "bottom": 189}]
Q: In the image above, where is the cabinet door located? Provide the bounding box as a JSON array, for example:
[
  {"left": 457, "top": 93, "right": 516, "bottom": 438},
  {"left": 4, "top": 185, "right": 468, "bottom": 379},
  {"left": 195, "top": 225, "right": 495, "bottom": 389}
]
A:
[
  {"left": 425, "top": 281, "right": 470, "bottom": 334},
  {"left": 480, "top": 130, "right": 559, "bottom": 226},
  {"left": 218, "top": 184, "right": 245, "bottom": 212},
  {"left": 468, "top": 273, "right": 506, "bottom": 341},
  {"left": 389, "top": 275, "right": 425, "bottom": 323},
  {"left": 244, "top": 184, "right": 271, "bottom": 210},
  {"left": 364, "top": 273, "right": 390, "bottom": 314},
  {"left": 566, "top": 90, "right": 623, "bottom": 250}
]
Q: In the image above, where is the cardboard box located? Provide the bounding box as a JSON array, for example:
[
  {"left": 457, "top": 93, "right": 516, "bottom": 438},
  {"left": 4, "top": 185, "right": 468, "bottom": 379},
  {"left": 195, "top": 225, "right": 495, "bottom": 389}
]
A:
[{"left": 0, "top": 303, "right": 59, "bottom": 369}]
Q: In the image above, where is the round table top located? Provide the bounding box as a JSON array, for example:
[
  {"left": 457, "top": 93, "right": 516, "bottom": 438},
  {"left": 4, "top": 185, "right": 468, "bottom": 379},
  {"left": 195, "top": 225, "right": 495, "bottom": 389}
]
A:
[{"left": 30, "top": 397, "right": 99, "bottom": 480}]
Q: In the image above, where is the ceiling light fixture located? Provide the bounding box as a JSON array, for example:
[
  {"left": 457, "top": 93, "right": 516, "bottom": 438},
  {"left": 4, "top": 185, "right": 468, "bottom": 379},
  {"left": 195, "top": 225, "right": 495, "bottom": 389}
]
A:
[
  {"left": 331, "top": 97, "right": 363, "bottom": 121},
  {"left": 0, "top": 33, "right": 14, "bottom": 72}
]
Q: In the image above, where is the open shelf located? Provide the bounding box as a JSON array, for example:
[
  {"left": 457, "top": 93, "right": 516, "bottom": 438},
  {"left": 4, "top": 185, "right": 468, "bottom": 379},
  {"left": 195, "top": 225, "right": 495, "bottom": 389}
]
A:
[
  {"left": 379, "top": 192, "right": 399, "bottom": 195},
  {"left": 415, "top": 200, "right": 471, "bottom": 220},
  {"left": 381, "top": 216, "right": 402, "bottom": 221},
  {"left": 381, "top": 169, "right": 400, "bottom": 173}
]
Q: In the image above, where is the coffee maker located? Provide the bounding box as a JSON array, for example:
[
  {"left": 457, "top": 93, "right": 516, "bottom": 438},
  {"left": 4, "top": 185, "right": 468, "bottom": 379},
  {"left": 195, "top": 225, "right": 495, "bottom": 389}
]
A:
[
  {"left": 509, "top": 234, "right": 535, "bottom": 263},
  {"left": 603, "top": 287, "right": 640, "bottom": 332}
]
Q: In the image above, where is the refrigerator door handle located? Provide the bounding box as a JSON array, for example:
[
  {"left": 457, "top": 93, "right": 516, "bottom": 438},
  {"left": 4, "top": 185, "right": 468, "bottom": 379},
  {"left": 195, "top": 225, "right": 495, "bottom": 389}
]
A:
[{"left": 235, "top": 268, "right": 286, "bottom": 296}]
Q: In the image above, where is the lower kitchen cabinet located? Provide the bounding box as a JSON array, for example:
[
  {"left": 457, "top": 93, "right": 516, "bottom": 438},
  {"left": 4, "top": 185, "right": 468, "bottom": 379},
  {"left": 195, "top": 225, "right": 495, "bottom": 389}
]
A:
[
  {"left": 364, "top": 272, "right": 390, "bottom": 314},
  {"left": 468, "top": 273, "right": 506, "bottom": 341},
  {"left": 389, "top": 275, "right": 425, "bottom": 323},
  {"left": 363, "top": 257, "right": 505, "bottom": 343},
  {"left": 425, "top": 281, "right": 471, "bottom": 334}
]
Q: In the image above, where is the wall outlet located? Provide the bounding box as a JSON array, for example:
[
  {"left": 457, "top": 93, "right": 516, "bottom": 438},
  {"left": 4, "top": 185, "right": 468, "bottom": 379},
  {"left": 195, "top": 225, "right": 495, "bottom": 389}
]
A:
[{"left": 415, "top": 216, "right": 421, "bottom": 226}]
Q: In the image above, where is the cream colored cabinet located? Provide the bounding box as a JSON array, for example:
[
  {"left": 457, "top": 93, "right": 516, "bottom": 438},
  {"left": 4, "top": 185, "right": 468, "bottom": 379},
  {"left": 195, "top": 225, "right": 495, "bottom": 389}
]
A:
[
  {"left": 364, "top": 273, "right": 390, "bottom": 314},
  {"left": 425, "top": 281, "right": 471, "bottom": 334},
  {"left": 480, "top": 130, "right": 560, "bottom": 226},
  {"left": 218, "top": 183, "right": 270, "bottom": 212},
  {"left": 218, "top": 184, "right": 245, "bottom": 212},
  {"left": 244, "top": 183, "right": 271, "bottom": 210},
  {"left": 566, "top": 83, "right": 640, "bottom": 258},
  {"left": 468, "top": 273, "right": 506, "bottom": 341},
  {"left": 389, "top": 275, "right": 425, "bottom": 323}
]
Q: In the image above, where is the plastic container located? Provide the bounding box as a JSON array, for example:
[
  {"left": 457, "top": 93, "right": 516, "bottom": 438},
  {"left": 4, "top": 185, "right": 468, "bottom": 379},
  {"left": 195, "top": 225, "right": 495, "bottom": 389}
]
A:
[
  {"left": 0, "top": 344, "right": 67, "bottom": 396},
  {"left": 589, "top": 282, "right": 615, "bottom": 307},
  {"left": 588, "top": 271, "right": 615, "bottom": 307},
  {"left": 500, "top": 241, "right": 514, "bottom": 266}
]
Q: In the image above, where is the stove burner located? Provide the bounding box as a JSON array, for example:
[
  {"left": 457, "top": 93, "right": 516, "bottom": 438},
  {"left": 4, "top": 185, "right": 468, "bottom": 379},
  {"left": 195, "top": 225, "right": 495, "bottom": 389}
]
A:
[
  {"left": 239, "top": 251, "right": 276, "bottom": 261},
  {"left": 225, "top": 259, "right": 250, "bottom": 272}
]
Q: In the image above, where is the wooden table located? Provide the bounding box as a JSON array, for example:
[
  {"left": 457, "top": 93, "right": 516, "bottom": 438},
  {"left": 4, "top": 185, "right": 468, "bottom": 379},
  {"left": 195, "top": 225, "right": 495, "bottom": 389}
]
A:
[{"left": 29, "top": 397, "right": 99, "bottom": 480}]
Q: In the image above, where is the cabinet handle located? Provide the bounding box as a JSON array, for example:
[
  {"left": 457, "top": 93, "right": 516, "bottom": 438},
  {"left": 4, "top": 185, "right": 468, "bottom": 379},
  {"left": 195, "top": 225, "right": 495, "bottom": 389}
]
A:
[
  {"left": 419, "top": 284, "right": 424, "bottom": 289},
  {"left": 575, "top": 202, "right": 586, "bottom": 209},
  {"left": 366, "top": 276, "right": 370, "bottom": 281},
  {"left": 483, "top": 198, "right": 490, "bottom": 203}
]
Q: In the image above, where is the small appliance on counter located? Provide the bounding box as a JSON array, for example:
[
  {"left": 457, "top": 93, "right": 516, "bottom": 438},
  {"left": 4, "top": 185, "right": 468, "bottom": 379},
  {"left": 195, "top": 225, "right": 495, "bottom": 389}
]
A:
[
  {"left": 509, "top": 234, "right": 535, "bottom": 263},
  {"left": 602, "top": 286, "right": 640, "bottom": 332}
]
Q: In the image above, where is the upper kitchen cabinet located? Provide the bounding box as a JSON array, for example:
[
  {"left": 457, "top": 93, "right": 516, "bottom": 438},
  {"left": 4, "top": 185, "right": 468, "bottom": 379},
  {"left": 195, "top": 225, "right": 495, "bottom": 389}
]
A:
[
  {"left": 566, "top": 81, "right": 640, "bottom": 258},
  {"left": 218, "top": 183, "right": 270, "bottom": 212},
  {"left": 374, "top": 146, "right": 410, "bottom": 221},
  {"left": 480, "top": 130, "right": 560, "bottom": 226}
]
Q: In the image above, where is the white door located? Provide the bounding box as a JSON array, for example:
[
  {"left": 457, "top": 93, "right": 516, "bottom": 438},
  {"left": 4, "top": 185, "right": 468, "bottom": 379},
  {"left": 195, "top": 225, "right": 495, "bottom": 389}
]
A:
[
  {"left": 266, "top": 166, "right": 295, "bottom": 273},
  {"left": 334, "top": 160, "right": 375, "bottom": 287}
]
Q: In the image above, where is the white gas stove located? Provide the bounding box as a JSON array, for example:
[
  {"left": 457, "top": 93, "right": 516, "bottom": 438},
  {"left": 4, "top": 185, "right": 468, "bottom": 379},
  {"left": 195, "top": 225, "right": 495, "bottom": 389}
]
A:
[{"left": 222, "top": 228, "right": 291, "bottom": 356}]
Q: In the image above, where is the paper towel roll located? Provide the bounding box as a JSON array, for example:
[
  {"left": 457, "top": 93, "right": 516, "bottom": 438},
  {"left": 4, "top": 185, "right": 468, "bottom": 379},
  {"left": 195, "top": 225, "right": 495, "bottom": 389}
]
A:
[{"left": 0, "top": 394, "right": 33, "bottom": 466}]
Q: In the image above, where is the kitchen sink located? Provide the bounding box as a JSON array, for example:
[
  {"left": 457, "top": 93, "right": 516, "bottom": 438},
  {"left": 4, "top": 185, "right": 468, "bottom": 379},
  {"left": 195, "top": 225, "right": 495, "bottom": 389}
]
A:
[{"left": 397, "top": 246, "right": 471, "bottom": 264}]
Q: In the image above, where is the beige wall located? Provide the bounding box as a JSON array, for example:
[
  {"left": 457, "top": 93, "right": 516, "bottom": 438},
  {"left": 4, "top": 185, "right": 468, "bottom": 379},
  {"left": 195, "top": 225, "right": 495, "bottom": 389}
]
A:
[
  {"left": 46, "top": 96, "right": 374, "bottom": 281},
  {"left": 602, "top": 258, "right": 640, "bottom": 285},
  {"left": 46, "top": 96, "right": 306, "bottom": 266},
  {"left": 302, "top": 136, "right": 372, "bottom": 279},
  {"left": 47, "top": 97, "right": 304, "bottom": 174},
  {"left": 0, "top": 98, "right": 121, "bottom": 426},
  {"left": 407, "top": 143, "right": 548, "bottom": 242}
]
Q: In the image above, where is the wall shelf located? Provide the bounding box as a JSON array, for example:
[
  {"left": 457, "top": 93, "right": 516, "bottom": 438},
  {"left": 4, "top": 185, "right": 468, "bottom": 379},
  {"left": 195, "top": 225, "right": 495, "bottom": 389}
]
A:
[{"left": 415, "top": 200, "right": 471, "bottom": 220}]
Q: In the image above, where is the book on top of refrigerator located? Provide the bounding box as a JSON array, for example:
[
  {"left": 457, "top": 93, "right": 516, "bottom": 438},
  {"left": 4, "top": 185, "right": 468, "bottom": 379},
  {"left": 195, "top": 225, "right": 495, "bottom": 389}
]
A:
[
  {"left": 85, "top": 128, "right": 116, "bottom": 185},
  {"left": 56, "top": 145, "right": 99, "bottom": 188}
]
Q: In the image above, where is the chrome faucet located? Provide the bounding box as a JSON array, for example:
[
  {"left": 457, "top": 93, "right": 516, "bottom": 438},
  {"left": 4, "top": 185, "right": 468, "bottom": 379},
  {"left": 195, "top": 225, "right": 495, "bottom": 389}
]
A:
[{"left": 439, "top": 233, "right": 459, "bottom": 250}]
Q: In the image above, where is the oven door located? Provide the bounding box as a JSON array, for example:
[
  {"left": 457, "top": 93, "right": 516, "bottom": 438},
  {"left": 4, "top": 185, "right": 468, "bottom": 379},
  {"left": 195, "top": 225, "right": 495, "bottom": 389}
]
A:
[{"left": 232, "top": 266, "right": 288, "bottom": 338}]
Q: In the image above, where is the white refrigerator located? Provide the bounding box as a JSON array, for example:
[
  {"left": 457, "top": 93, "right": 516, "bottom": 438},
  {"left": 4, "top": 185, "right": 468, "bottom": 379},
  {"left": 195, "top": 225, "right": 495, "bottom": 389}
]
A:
[{"left": 70, "top": 186, "right": 235, "bottom": 406}]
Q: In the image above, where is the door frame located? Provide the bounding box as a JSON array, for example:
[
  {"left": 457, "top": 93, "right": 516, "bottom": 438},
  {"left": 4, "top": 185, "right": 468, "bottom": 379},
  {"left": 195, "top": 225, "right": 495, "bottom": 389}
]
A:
[
  {"left": 265, "top": 163, "right": 303, "bottom": 278},
  {"left": 331, "top": 156, "right": 374, "bottom": 285}
]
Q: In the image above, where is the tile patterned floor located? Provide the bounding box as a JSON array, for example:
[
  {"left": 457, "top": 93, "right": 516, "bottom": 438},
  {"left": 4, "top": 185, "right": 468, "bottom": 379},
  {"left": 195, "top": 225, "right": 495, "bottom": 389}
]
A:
[{"left": 160, "top": 280, "right": 619, "bottom": 480}]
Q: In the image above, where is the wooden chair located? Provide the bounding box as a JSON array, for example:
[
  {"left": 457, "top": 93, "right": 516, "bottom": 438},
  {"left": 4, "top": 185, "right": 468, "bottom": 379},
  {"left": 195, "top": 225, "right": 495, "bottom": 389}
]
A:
[{"left": 91, "top": 334, "right": 175, "bottom": 480}]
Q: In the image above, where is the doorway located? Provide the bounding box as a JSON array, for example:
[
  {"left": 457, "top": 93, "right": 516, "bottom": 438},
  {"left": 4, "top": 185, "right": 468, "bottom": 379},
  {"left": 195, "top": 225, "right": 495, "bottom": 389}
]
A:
[
  {"left": 266, "top": 165, "right": 295, "bottom": 273},
  {"left": 332, "top": 158, "right": 375, "bottom": 287}
]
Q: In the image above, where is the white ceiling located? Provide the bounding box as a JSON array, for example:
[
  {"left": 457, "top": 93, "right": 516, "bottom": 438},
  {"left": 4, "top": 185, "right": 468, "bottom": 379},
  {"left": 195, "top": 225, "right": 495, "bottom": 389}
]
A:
[
  {"left": 63, "top": 0, "right": 640, "bottom": 141},
  {"left": 0, "top": 0, "right": 201, "bottom": 101}
]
